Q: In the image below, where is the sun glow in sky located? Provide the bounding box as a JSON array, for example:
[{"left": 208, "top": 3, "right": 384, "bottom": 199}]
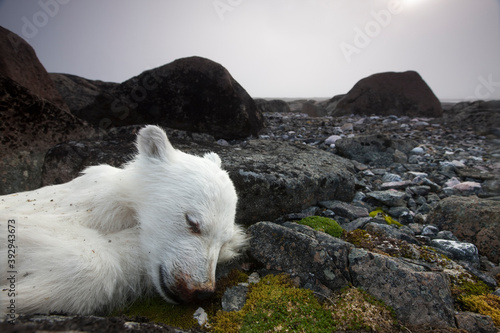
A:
[{"left": 0, "top": 0, "right": 499, "bottom": 100}]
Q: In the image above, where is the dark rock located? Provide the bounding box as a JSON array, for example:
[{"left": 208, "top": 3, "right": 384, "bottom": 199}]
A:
[
  {"left": 0, "top": 26, "right": 68, "bottom": 110},
  {"left": 436, "top": 230, "right": 458, "bottom": 241},
  {"left": 335, "top": 134, "right": 418, "bottom": 167},
  {"left": 49, "top": 73, "right": 118, "bottom": 115},
  {"left": 41, "top": 127, "right": 356, "bottom": 226},
  {"left": 443, "top": 100, "right": 500, "bottom": 137},
  {"left": 348, "top": 248, "right": 456, "bottom": 328},
  {"left": 76, "top": 56, "right": 264, "bottom": 140},
  {"left": 421, "top": 225, "right": 439, "bottom": 237},
  {"left": 332, "top": 71, "right": 443, "bottom": 118},
  {"left": 248, "top": 222, "right": 353, "bottom": 296},
  {"left": 455, "top": 311, "right": 497, "bottom": 333},
  {"left": 0, "top": 76, "right": 91, "bottom": 195},
  {"left": 427, "top": 196, "right": 500, "bottom": 263},
  {"left": 254, "top": 99, "right": 290, "bottom": 113},
  {"left": 366, "top": 190, "right": 406, "bottom": 207},
  {"left": 318, "top": 200, "right": 369, "bottom": 220}
]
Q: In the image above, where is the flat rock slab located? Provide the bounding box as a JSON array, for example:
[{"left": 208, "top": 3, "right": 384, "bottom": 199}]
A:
[
  {"left": 349, "top": 248, "right": 456, "bottom": 328},
  {"left": 41, "top": 126, "right": 356, "bottom": 226},
  {"left": 248, "top": 222, "right": 353, "bottom": 295}
]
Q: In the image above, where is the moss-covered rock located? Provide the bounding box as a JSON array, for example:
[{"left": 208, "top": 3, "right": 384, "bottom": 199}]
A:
[
  {"left": 460, "top": 294, "right": 500, "bottom": 326},
  {"left": 210, "top": 274, "right": 402, "bottom": 333}
]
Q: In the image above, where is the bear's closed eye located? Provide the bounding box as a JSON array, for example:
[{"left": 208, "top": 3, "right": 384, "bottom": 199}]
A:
[{"left": 185, "top": 214, "right": 201, "bottom": 234}]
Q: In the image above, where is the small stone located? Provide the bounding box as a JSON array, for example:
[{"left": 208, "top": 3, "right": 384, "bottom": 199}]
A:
[
  {"left": 221, "top": 285, "right": 248, "bottom": 312},
  {"left": 410, "top": 147, "right": 425, "bottom": 155},
  {"left": 341, "top": 123, "right": 353, "bottom": 132},
  {"left": 325, "top": 135, "right": 342, "bottom": 145},
  {"left": 248, "top": 272, "right": 260, "bottom": 284},
  {"left": 217, "top": 139, "right": 229, "bottom": 146},
  {"left": 436, "top": 230, "right": 458, "bottom": 241},
  {"left": 366, "top": 190, "right": 406, "bottom": 207},
  {"left": 421, "top": 225, "right": 439, "bottom": 237},
  {"left": 380, "top": 180, "right": 412, "bottom": 190},
  {"left": 193, "top": 307, "right": 209, "bottom": 326},
  {"left": 319, "top": 200, "right": 369, "bottom": 220},
  {"left": 382, "top": 172, "right": 403, "bottom": 182}
]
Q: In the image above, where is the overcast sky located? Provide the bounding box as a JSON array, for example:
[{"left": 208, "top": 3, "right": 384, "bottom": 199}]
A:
[{"left": 1, "top": 0, "right": 499, "bottom": 100}]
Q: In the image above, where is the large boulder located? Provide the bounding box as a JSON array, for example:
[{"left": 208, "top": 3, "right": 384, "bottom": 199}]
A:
[
  {"left": 0, "top": 76, "right": 91, "bottom": 195},
  {"left": 0, "top": 26, "right": 67, "bottom": 110},
  {"left": 75, "top": 56, "right": 264, "bottom": 140},
  {"left": 332, "top": 71, "right": 443, "bottom": 118},
  {"left": 41, "top": 126, "right": 356, "bottom": 225},
  {"left": 0, "top": 26, "right": 91, "bottom": 195},
  {"left": 49, "top": 73, "right": 118, "bottom": 115},
  {"left": 254, "top": 99, "right": 290, "bottom": 113},
  {"left": 443, "top": 100, "right": 500, "bottom": 137},
  {"left": 427, "top": 196, "right": 500, "bottom": 263}
]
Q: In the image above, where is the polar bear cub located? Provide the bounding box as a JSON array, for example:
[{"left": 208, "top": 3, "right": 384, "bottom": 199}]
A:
[{"left": 0, "top": 125, "right": 247, "bottom": 315}]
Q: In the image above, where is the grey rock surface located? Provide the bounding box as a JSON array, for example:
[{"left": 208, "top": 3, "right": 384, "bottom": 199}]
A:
[{"left": 41, "top": 126, "right": 356, "bottom": 226}]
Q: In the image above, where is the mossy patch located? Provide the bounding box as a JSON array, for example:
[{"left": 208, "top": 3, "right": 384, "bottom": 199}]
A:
[
  {"left": 210, "top": 274, "right": 402, "bottom": 333},
  {"left": 369, "top": 208, "right": 402, "bottom": 227},
  {"left": 114, "top": 296, "right": 200, "bottom": 329},
  {"left": 297, "top": 216, "right": 343, "bottom": 238},
  {"left": 328, "top": 287, "right": 400, "bottom": 332},
  {"left": 450, "top": 272, "right": 493, "bottom": 308},
  {"left": 210, "top": 274, "right": 334, "bottom": 332},
  {"left": 112, "top": 269, "right": 248, "bottom": 330},
  {"left": 461, "top": 294, "right": 500, "bottom": 326}
]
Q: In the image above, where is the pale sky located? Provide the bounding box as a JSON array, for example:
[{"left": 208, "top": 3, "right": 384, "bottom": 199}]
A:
[{"left": 1, "top": 0, "right": 499, "bottom": 100}]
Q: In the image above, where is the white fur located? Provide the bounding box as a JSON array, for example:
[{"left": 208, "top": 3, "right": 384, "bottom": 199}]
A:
[{"left": 0, "top": 125, "right": 247, "bottom": 315}]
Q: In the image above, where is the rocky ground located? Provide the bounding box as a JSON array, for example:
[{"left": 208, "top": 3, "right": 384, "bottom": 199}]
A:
[{"left": 3, "top": 108, "right": 500, "bottom": 332}]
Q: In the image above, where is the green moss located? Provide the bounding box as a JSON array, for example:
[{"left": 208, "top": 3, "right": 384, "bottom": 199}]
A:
[
  {"left": 210, "top": 274, "right": 403, "bottom": 333},
  {"left": 210, "top": 274, "right": 335, "bottom": 333},
  {"left": 461, "top": 294, "right": 500, "bottom": 326},
  {"left": 342, "top": 229, "right": 374, "bottom": 249},
  {"left": 451, "top": 272, "right": 492, "bottom": 301},
  {"left": 369, "top": 208, "right": 402, "bottom": 227},
  {"left": 297, "top": 216, "right": 343, "bottom": 238}
]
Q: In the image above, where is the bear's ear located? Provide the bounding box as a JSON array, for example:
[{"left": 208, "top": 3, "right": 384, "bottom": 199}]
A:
[
  {"left": 136, "top": 125, "right": 175, "bottom": 161},
  {"left": 203, "top": 152, "right": 222, "bottom": 167}
]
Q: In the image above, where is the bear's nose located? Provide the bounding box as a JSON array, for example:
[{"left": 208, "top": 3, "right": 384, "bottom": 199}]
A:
[{"left": 194, "top": 289, "right": 214, "bottom": 301}]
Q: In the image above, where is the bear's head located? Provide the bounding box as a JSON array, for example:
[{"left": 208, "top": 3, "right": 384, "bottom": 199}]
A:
[{"left": 131, "top": 125, "right": 247, "bottom": 303}]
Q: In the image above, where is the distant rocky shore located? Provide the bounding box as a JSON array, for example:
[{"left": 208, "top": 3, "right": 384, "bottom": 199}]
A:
[{"left": 1, "top": 26, "right": 500, "bottom": 332}]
